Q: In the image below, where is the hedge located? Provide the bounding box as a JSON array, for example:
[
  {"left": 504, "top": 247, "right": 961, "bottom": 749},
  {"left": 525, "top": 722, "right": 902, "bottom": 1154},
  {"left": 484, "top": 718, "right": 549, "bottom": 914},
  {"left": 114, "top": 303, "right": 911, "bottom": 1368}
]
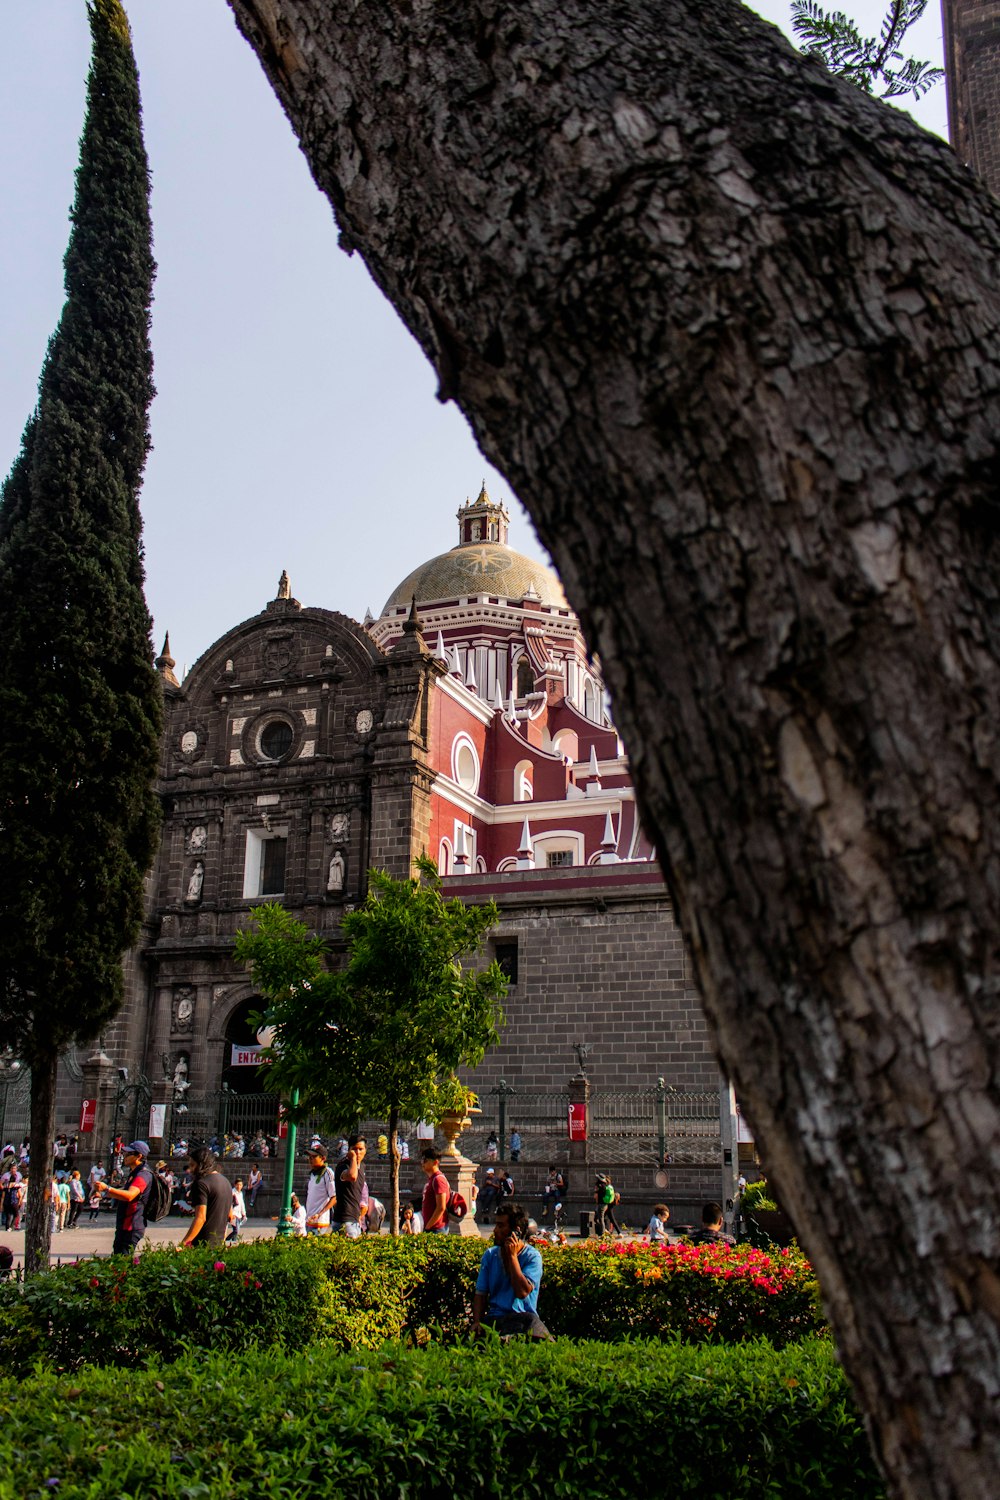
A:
[
  {"left": 0, "top": 1337, "right": 884, "bottom": 1498},
  {"left": 0, "top": 1236, "right": 824, "bottom": 1374}
]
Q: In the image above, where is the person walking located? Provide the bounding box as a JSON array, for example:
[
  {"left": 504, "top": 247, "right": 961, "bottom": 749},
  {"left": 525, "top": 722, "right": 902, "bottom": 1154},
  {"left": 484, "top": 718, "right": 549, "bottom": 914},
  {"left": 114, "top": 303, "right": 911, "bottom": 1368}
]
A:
[
  {"left": 595, "top": 1174, "right": 621, "bottom": 1237},
  {"left": 226, "top": 1179, "right": 247, "bottom": 1243},
  {"left": 331, "top": 1135, "right": 367, "bottom": 1238},
  {"left": 304, "top": 1147, "right": 337, "bottom": 1235},
  {"left": 96, "top": 1141, "right": 155, "bottom": 1255},
  {"left": 177, "top": 1145, "right": 233, "bottom": 1251},
  {"left": 54, "top": 1175, "right": 70, "bottom": 1233},
  {"left": 66, "top": 1170, "right": 86, "bottom": 1228}
]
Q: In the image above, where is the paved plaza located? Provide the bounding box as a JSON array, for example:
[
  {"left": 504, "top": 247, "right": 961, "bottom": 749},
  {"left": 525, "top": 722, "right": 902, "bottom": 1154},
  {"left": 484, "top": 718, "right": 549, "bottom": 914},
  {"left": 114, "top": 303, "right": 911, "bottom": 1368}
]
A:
[{"left": 0, "top": 1213, "right": 510, "bottom": 1270}]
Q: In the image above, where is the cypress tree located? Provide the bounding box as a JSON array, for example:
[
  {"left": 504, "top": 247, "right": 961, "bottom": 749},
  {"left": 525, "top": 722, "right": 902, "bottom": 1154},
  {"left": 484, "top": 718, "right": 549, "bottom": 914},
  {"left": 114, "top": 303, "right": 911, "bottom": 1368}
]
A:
[{"left": 0, "top": 0, "right": 161, "bottom": 1272}]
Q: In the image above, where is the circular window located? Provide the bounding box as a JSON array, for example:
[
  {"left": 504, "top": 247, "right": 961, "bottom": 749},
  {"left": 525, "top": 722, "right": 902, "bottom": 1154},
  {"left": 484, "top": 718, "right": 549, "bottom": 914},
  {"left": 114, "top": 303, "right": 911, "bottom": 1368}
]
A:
[
  {"left": 452, "top": 734, "right": 481, "bottom": 794},
  {"left": 259, "top": 719, "right": 294, "bottom": 761}
]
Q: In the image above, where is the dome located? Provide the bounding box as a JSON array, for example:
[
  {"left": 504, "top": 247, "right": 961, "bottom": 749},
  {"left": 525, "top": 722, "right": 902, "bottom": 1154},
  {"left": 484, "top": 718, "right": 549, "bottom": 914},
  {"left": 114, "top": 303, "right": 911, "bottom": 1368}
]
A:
[{"left": 380, "top": 542, "right": 567, "bottom": 615}]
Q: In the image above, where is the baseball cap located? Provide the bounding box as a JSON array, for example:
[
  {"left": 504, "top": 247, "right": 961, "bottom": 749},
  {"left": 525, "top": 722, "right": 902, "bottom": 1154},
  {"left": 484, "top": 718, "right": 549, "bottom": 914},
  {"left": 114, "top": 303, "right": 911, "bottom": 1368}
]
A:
[{"left": 125, "top": 1140, "right": 150, "bottom": 1157}]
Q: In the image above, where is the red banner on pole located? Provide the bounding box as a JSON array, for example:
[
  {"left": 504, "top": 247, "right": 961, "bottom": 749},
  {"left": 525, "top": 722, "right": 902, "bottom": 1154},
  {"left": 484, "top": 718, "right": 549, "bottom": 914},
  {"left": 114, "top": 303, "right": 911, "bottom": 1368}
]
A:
[
  {"left": 79, "top": 1098, "right": 96, "bottom": 1134},
  {"left": 567, "top": 1101, "right": 587, "bottom": 1141}
]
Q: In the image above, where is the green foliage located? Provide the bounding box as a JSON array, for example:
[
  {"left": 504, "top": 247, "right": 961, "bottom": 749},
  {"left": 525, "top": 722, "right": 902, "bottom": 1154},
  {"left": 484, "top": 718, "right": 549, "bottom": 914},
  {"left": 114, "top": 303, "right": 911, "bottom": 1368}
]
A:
[
  {"left": 0, "top": 1236, "right": 824, "bottom": 1373},
  {"left": 0, "top": 1, "right": 161, "bottom": 1061},
  {"left": 235, "top": 859, "right": 507, "bottom": 1226},
  {"left": 791, "top": 0, "right": 943, "bottom": 99},
  {"left": 0, "top": 1336, "right": 884, "bottom": 1497},
  {"left": 236, "top": 862, "right": 506, "bottom": 1128},
  {"left": 741, "top": 1177, "right": 779, "bottom": 1212}
]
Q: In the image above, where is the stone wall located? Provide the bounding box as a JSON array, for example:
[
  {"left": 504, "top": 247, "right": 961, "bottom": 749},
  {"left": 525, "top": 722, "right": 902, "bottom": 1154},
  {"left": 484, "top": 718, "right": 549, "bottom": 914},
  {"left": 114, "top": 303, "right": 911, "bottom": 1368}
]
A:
[{"left": 944, "top": 0, "right": 1000, "bottom": 195}]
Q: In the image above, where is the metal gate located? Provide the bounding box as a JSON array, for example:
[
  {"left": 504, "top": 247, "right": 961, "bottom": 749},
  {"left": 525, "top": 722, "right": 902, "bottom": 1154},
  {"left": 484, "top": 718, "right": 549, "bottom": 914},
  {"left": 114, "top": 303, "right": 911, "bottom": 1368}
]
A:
[{"left": 0, "top": 1063, "right": 30, "bottom": 1147}]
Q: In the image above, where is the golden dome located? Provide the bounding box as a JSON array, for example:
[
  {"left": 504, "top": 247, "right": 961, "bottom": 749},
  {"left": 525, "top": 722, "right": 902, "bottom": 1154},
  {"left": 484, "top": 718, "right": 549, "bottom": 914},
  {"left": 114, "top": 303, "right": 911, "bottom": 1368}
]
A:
[{"left": 380, "top": 542, "right": 567, "bottom": 615}]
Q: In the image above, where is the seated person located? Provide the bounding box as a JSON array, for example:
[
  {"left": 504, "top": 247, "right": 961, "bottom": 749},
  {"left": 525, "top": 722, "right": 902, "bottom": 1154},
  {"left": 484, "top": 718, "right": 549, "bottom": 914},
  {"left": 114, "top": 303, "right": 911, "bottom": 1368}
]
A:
[
  {"left": 689, "top": 1201, "right": 736, "bottom": 1246},
  {"left": 473, "top": 1201, "right": 552, "bottom": 1340}
]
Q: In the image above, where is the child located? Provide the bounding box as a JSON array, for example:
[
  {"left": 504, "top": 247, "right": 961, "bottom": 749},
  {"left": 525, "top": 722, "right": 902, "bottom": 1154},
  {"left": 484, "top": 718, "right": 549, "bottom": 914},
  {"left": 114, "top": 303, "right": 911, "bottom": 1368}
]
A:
[{"left": 646, "top": 1203, "right": 671, "bottom": 1243}]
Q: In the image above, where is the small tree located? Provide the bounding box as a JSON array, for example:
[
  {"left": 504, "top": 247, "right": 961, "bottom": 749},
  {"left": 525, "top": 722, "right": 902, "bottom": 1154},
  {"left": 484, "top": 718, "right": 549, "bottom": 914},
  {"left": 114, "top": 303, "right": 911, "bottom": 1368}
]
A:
[
  {"left": 0, "top": 0, "right": 161, "bottom": 1273},
  {"left": 235, "top": 859, "right": 507, "bottom": 1232},
  {"left": 790, "top": 0, "right": 943, "bottom": 99}
]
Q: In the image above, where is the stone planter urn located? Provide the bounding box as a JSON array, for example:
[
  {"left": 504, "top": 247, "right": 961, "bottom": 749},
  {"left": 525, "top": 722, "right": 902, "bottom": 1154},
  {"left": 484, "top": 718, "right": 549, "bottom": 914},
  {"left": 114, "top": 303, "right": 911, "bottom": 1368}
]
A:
[{"left": 439, "top": 1104, "right": 481, "bottom": 1157}]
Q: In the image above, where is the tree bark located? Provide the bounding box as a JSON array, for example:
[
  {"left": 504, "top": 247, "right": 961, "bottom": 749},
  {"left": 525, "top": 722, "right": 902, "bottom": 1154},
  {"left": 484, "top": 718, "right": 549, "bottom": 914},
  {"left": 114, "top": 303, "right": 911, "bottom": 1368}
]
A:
[
  {"left": 25, "top": 1051, "right": 56, "bottom": 1275},
  {"left": 226, "top": 3, "right": 1000, "bottom": 1493}
]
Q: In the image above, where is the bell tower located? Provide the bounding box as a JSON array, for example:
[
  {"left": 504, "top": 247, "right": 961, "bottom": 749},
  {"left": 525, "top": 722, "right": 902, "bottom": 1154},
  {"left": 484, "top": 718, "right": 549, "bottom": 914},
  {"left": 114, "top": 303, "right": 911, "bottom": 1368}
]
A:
[{"left": 456, "top": 482, "right": 510, "bottom": 546}]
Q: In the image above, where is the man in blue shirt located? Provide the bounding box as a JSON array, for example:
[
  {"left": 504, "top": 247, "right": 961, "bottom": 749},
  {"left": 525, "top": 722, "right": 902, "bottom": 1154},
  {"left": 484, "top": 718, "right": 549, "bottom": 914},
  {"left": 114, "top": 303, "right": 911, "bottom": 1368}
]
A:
[{"left": 473, "top": 1201, "right": 552, "bottom": 1339}]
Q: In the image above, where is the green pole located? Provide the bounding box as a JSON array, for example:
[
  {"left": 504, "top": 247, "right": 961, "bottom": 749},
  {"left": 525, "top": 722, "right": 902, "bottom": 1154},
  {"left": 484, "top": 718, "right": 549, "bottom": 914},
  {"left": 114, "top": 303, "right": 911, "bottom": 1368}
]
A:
[{"left": 276, "top": 1087, "right": 299, "bottom": 1238}]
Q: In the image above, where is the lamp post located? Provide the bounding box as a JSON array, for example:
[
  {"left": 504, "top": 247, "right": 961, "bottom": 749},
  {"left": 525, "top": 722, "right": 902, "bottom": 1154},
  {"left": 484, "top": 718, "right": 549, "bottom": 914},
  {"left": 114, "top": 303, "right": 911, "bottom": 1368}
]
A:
[{"left": 257, "top": 1024, "right": 298, "bottom": 1238}]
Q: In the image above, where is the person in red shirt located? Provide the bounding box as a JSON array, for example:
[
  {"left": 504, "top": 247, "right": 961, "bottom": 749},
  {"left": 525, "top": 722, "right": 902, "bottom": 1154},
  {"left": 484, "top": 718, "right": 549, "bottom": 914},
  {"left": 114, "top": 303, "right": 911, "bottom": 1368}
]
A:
[{"left": 420, "top": 1147, "right": 450, "bottom": 1234}]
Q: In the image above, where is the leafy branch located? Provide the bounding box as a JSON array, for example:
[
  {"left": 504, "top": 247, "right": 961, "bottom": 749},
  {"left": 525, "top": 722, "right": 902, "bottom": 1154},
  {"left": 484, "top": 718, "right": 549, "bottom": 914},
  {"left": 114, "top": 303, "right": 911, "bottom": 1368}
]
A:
[{"left": 790, "top": 0, "right": 944, "bottom": 99}]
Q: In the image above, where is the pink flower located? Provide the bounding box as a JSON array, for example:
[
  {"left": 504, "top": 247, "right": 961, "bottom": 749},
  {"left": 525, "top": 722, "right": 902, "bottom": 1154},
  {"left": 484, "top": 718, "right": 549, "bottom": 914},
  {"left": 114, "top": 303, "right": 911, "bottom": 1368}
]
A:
[
  {"left": 89, "top": 1277, "right": 100, "bottom": 1288},
  {"left": 213, "top": 1261, "right": 225, "bottom": 1272}
]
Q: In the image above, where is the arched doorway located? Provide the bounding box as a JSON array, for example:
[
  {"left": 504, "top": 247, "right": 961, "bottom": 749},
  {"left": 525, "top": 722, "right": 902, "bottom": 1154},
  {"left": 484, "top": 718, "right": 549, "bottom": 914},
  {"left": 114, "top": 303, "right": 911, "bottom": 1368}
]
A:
[{"left": 218, "top": 997, "right": 281, "bottom": 1157}]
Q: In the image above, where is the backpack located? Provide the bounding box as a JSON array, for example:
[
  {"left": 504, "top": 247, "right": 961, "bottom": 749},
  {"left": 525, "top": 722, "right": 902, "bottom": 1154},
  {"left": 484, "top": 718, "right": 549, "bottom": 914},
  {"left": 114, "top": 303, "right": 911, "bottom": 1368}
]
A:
[
  {"left": 145, "top": 1170, "right": 173, "bottom": 1223},
  {"left": 446, "top": 1190, "right": 468, "bottom": 1221}
]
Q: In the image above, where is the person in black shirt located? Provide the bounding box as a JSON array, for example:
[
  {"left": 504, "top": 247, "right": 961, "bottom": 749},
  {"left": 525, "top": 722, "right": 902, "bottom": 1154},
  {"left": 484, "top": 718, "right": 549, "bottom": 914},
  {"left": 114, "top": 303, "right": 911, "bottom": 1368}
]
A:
[
  {"left": 178, "top": 1145, "right": 232, "bottom": 1250},
  {"left": 689, "top": 1202, "right": 736, "bottom": 1247},
  {"left": 96, "top": 1140, "right": 154, "bottom": 1255},
  {"left": 331, "top": 1134, "right": 367, "bottom": 1238}
]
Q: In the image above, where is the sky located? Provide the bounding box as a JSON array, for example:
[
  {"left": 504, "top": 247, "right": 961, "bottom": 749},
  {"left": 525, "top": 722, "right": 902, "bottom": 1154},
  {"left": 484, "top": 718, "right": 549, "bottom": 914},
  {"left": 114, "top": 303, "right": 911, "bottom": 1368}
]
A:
[{"left": 0, "top": 2, "right": 950, "bottom": 677}]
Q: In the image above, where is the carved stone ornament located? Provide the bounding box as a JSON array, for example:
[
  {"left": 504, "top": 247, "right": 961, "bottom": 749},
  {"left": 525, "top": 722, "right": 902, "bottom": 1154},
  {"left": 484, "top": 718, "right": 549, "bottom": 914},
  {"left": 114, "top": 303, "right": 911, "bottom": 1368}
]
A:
[
  {"left": 213, "top": 985, "right": 229, "bottom": 1002},
  {"left": 178, "top": 723, "right": 207, "bottom": 764},
  {"left": 172, "top": 987, "right": 195, "bottom": 1034},
  {"left": 355, "top": 708, "right": 374, "bottom": 734},
  {"left": 185, "top": 861, "right": 204, "bottom": 904},
  {"left": 263, "top": 633, "right": 296, "bottom": 677},
  {"left": 329, "top": 811, "right": 350, "bottom": 843},
  {"left": 187, "top": 825, "right": 208, "bottom": 855}
]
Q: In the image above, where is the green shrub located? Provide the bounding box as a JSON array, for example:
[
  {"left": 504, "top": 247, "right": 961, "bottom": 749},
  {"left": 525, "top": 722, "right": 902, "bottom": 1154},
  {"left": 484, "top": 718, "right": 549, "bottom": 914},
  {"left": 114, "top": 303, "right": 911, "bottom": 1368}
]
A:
[
  {"left": 741, "top": 1178, "right": 779, "bottom": 1212},
  {"left": 0, "top": 1235, "right": 823, "bottom": 1375},
  {"left": 0, "top": 1336, "right": 883, "bottom": 1498}
]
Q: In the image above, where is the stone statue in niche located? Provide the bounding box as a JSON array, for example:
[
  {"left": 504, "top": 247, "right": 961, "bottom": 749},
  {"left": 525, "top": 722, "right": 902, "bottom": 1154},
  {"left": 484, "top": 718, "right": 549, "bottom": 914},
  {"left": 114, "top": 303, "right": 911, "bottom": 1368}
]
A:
[
  {"left": 329, "top": 812, "right": 349, "bottom": 843},
  {"left": 185, "top": 861, "right": 204, "bottom": 903},
  {"left": 187, "top": 825, "right": 207, "bottom": 854},
  {"left": 172, "top": 1053, "right": 191, "bottom": 1109},
  {"left": 327, "top": 849, "right": 346, "bottom": 893},
  {"left": 172, "top": 988, "right": 195, "bottom": 1034}
]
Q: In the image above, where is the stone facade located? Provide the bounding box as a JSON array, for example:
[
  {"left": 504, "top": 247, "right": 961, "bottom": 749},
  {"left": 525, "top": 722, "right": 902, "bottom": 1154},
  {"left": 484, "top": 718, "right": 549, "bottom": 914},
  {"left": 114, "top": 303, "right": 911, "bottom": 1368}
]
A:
[{"left": 943, "top": 0, "right": 1000, "bottom": 195}]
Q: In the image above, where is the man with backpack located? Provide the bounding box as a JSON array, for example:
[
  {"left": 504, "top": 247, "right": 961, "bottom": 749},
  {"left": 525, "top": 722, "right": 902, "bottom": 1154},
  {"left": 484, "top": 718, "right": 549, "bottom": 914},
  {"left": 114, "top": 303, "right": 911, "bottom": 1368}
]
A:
[{"left": 95, "top": 1140, "right": 154, "bottom": 1255}]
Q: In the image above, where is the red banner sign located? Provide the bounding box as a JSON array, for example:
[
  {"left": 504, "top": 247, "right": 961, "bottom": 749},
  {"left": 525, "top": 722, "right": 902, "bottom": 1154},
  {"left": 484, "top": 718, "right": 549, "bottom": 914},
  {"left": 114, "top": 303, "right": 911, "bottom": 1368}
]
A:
[
  {"left": 79, "top": 1098, "right": 96, "bottom": 1134},
  {"left": 567, "top": 1101, "right": 587, "bottom": 1141}
]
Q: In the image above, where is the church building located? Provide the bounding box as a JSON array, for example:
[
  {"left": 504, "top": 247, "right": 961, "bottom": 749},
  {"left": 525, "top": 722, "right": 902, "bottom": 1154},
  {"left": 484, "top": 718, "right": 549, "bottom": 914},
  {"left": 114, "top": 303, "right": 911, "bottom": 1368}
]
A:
[{"left": 53, "top": 488, "right": 721, "bottom": 1183}]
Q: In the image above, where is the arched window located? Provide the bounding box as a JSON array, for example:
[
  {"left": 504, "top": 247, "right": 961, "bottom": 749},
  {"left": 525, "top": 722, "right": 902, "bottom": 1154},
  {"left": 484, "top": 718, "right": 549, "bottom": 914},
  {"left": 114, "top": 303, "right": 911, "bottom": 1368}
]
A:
[
  {"left": 514, "top": 758, "right": 533, "bottom": 802},
  {"left": 552, "top": 728, "right": 579, "bottom": 763},
  {"left": 516, "top": 659, "right": 535, "bottom": 697},
  {"left": 583, "top": 679, "right": 600, "bottom": 722},
  {"left": 438, "top": 838, "right": 453, "bottom": 875}
]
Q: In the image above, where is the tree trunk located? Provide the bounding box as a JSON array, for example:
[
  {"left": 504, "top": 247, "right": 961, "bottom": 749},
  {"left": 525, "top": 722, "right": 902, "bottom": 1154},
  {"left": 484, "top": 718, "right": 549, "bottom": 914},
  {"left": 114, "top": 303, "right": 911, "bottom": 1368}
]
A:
[
  {"left": 25, "top": 1051, "right": 57, "bottom": 1275},
  {"left": 227, "top": 3, "right": 1000, "bottom": 1494},
  {"left": 388, "top": 1103, "right": 400, "bottom": 1235}
]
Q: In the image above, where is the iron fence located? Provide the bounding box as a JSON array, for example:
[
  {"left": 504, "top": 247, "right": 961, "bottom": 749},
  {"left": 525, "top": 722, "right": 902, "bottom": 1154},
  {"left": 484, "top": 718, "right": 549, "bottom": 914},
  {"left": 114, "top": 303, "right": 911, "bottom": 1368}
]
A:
[{"left": 157, "top": 1084, "right": 722, "bottom": 1169}]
